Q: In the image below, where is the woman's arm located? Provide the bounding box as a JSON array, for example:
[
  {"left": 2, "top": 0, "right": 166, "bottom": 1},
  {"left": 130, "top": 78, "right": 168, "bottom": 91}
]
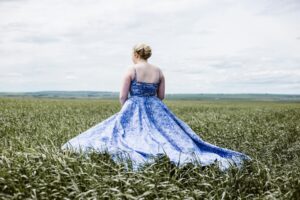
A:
[
  {"left": 119, "top": 67, "right": 133, "bottom": 106},
  {"left": 157, "top": 70, "right": 165, "bottom": 100}
]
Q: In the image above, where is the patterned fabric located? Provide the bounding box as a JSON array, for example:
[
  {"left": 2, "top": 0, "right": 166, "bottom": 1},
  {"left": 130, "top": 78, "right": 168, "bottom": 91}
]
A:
[{"left": 61, "top": 68, "right": 251, "bottom": 171}]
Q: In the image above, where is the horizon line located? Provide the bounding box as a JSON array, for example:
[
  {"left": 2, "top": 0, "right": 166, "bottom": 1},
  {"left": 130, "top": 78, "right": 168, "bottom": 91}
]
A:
[{"left": 0, "top": 90, "right": 300, "bottom": 96}]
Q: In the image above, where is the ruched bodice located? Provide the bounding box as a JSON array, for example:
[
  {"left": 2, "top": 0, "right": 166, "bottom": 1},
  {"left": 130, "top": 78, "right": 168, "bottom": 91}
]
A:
[
  {"left": 129, "top": 68, "right": 159, "bottom": 97},
  {"left": 129, "top": 80, "right": 159, "bottom": 97}
]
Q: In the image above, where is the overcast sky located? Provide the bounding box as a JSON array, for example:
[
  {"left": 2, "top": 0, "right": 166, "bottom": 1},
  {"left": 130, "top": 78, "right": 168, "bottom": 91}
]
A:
[{"left": 0, "top": 0, "right": 299, "bottom": 94}]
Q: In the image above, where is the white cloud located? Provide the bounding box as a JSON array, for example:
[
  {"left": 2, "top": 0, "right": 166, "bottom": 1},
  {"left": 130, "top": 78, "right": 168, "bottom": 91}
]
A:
[{"left": 0, "top": 0, "right": 299, "bottom": 94}]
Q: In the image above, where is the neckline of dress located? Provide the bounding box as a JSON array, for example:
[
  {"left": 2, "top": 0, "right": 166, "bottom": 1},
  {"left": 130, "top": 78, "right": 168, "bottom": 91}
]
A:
[{"left": 132, "top": 79, "right": 159, "bottom": 85}]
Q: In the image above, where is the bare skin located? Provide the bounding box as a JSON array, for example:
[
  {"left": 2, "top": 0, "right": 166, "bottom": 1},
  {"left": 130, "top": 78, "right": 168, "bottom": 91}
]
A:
[{"left": 119, "top": 51, "right": 165, "bottom": 106}]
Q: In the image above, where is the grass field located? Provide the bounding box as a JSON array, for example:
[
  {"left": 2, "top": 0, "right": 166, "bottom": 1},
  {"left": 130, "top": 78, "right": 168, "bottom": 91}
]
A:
[{"left": 0, "top": 97, "right": 299, "bottom": 199}]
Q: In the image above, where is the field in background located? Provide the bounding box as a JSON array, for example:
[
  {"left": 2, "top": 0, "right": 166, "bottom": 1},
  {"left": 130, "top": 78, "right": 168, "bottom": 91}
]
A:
[
  {"left": 0, "top": 97, "right": 299, "bottom": 199},
  {"left": 1, "top": 91, "right": 300, "bottom": 102}
]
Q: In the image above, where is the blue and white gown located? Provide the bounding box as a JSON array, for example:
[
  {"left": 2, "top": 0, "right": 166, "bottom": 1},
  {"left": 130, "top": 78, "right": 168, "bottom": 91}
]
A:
[{"left": 61, "top": 69, "right": 251, "bottom": 171}]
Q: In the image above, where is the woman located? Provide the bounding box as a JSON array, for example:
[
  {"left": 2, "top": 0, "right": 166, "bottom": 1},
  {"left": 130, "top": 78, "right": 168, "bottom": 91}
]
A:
[{"left": 61, "top": 43, "right": 251, "bottom": 171}]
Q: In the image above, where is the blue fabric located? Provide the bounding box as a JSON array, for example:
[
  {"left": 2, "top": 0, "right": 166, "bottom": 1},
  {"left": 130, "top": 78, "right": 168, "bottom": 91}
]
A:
[{"left": 61, "top": 69, "right": 251, "bottom": 171}]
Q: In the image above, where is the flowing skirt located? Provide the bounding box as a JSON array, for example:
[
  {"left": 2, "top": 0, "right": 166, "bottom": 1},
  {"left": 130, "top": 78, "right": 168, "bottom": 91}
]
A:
[{"left": 61, "top": 96, "right": 251, "bottom": 171}]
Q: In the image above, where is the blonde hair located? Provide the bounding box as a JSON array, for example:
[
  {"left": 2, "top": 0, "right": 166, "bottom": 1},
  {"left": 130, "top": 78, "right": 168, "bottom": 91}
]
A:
[{"left": 133, "top": 43, "right": 152, "bottom": 60}]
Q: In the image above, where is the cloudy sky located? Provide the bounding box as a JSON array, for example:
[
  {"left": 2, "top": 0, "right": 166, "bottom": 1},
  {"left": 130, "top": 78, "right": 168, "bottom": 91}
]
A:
[{"left": 0, "top": 0, "right": 299, "bottom": 94}]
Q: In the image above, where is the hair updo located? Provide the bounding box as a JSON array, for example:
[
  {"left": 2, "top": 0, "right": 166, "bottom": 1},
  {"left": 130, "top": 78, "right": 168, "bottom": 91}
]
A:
[{"left": 133, "top": 43, "right": 152, "bottom": 60}]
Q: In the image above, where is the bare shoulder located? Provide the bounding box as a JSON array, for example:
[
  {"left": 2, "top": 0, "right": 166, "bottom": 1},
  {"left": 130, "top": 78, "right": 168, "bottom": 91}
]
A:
[
  {"left": 124, "top": 65, "right": 135, "bottom": 80},
  {"left": 149, "top": 63, "right": 160, "bottom": 72},
  {"left": 152, "top": 64, "right": 164, "bottom": 78}
]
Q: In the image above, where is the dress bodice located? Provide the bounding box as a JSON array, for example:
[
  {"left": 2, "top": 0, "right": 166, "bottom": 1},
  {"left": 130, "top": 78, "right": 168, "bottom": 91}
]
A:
[
  {"left": 130, "top": 79, "right": 159, "bottom": 97},
  {"left": 129, "top": 68, "right": 160, "bottom": 97}
]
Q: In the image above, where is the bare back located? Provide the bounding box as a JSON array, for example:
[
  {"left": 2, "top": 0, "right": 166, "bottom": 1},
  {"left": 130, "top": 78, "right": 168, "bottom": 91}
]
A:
[
  {"left": 133, "top": 63, "right": 161, "bottom": 84},
  {"left": 119, "top": 62, "right": 165, "bottom": 105}
]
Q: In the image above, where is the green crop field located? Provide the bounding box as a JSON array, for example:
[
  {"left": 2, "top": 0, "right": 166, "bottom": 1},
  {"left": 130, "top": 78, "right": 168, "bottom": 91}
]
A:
[{"left": 0, "top": 97, "right": 299, "bottom": 199}]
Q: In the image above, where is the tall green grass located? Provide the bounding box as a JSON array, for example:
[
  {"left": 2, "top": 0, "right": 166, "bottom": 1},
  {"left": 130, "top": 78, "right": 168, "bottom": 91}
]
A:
[{"left": 0, "top": 97, "right": 299, "bottom": 199}]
